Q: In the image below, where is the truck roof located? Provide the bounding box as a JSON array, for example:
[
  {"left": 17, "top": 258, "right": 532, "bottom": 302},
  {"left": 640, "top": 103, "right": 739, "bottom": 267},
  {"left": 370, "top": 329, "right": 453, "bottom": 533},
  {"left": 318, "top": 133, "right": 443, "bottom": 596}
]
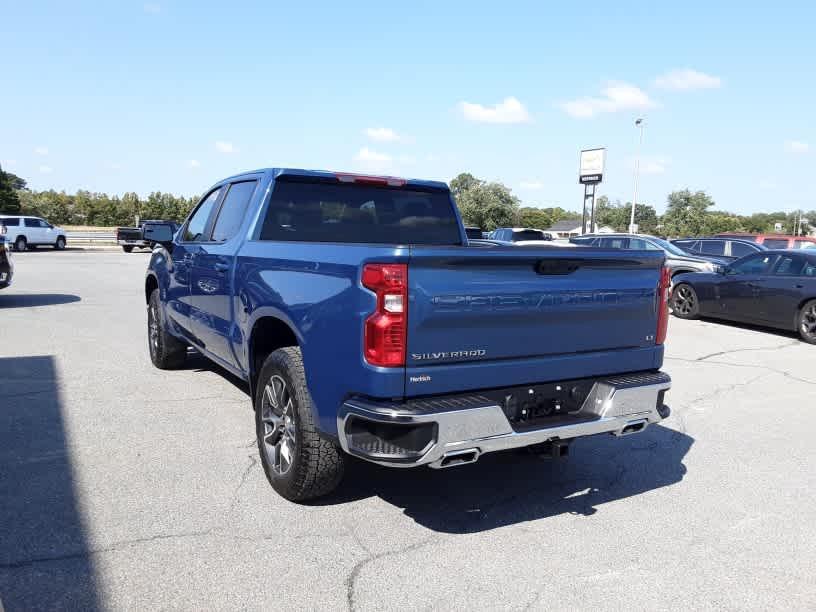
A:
[{"left": 219, "top": 168, "right": 449, "bottom": 191}]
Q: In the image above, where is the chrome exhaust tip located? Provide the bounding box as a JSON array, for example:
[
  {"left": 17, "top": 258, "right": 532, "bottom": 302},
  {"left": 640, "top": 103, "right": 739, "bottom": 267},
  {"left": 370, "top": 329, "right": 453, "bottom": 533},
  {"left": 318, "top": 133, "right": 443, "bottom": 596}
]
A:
[
  {"left": 615, "top": 418, "right": 648, "bottom": 436},
  {"left": 431, "top": 448, "right": 480, "bottom": 469}
]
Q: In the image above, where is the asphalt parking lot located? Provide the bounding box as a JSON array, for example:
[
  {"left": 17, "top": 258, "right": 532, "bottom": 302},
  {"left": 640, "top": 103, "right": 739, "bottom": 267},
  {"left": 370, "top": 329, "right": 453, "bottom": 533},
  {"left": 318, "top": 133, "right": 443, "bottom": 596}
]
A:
[{"left": 2, "top": 250, "right": 815, "bottom": 611}]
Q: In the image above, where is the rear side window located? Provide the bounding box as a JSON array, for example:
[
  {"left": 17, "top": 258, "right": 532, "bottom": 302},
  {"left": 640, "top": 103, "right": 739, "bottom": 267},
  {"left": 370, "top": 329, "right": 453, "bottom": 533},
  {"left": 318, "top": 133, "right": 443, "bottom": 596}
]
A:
[
  {"left": 24, "top": 218, "right": 39, "bottom": 227},
  {"left": 511, "top": 229, "right": 546, "bottom": 241},
  {"left": 183, "top": 188, "right": 221, "bottom": 242},
  {"left": 0, "top": 218, "right": 19, "bottom": 227},
  {"left": 729, "top": 242, "right": 755, "bottom": 258},
  {"left": 259, "top": 180, "right": 461, "bottom": 245},
  {"left": 762, "top": 238, "right": 789, "bottom": 249},
  {"left": 774, "top": 255, "right": 805, "bottom": 276},
  {"left": 211, "top": 181, "right": 257, "bottom": 242},
  {"left": 803, "top": 261, "right": 816, "bottom": 277},
  {"left": 599, "top": 237, "right": 627, "bottom": 249},
  {"left": 700, "top": 240, "right": 726, "bottom": 255},
  {"left": 795, "top": 240, "right": 816, "bottom": 250}
]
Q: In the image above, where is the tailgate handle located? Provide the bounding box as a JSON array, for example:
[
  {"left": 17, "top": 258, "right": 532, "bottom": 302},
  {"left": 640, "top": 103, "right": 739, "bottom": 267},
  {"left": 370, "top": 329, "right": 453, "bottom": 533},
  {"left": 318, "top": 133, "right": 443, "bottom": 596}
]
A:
[{"left": 535, "top": 259, "right": 582, "bottom": 275}]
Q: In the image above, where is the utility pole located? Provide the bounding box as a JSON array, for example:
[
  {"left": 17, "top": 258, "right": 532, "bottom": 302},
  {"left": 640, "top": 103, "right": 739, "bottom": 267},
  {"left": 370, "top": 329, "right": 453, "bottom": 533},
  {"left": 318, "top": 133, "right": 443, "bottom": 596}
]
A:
[{"left": 630, "top": 118, "right": 645, "bottom": 233}]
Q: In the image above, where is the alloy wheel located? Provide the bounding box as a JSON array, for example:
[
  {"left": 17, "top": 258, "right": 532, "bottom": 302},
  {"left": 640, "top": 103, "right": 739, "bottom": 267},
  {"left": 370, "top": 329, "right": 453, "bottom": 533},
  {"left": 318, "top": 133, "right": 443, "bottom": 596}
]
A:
[
  {"left": 148, "top": 302, "right": 160, "bottom": 356},
  {"left": 802, "top": 304, "right": 816, "bottom": 340},
  {"left": 260, "top": 375, "right": 297, "bottom": 475},
  {"left": 673, "top": 285, "right": 696, "bottom": 316}
]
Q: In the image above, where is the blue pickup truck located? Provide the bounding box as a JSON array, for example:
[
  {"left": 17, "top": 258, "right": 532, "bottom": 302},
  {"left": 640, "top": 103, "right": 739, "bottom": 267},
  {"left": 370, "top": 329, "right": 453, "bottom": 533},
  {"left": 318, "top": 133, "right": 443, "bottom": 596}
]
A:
[{"left": 144, "top": 168, "right": 672, "bottom": 501}]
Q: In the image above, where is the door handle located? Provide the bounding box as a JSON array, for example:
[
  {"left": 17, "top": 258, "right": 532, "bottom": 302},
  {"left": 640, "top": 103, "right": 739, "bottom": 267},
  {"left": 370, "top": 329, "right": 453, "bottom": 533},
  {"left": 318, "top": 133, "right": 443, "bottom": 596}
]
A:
[
  {"left": 795, "top": 284, "right": 804, "bottom": 289},
  {"left": 213, "top": 262, "right": 230, "bottom": 273},
  {"left": 182, "top": 253, "right": 194, "bottom": 263}
]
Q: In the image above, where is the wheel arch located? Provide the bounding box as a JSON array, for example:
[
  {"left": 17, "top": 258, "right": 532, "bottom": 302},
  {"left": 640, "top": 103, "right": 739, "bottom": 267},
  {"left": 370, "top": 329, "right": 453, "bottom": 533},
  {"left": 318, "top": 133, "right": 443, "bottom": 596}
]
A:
[
  {"left": 794, "top": 296, "right": 816, "bottom": 328},
  {"left": 248, "top": 316, "right": 300, "bottom": 400},
  {"left": 145, "top": 273, "right": 159, "bottom": 304}
]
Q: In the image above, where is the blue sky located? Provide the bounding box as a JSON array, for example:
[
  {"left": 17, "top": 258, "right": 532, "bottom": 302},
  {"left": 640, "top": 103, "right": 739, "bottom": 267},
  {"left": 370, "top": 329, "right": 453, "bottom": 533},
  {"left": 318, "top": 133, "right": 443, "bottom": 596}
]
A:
[{"left": 1, "top": 0, "right": 813, "bottom": 214}]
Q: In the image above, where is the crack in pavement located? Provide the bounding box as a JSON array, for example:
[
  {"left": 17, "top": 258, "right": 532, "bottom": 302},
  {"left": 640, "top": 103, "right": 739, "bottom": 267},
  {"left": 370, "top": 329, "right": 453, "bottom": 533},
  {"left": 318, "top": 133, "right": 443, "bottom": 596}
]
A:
[
  {"left": 227, "top": 455, "right": 258, "bottom": 514},
  {"left": 345, "top": 537, "right": 438, "bottom": 612},
  {"left": 694, "top": 340, "right": 800, "bottom": 362},
  {"left": 667, "top": 355, "right": 816, "bottom": 386}
]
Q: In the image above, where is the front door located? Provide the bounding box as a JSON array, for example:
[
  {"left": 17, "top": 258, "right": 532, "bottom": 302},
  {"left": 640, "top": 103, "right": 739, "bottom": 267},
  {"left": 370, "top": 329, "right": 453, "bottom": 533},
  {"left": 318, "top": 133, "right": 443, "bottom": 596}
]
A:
[
  {"left": 718, "top": 253, "right": 777, "bottom": 321},
  {"left": 189, "top": 179, "right": 258, "bottom": 369},
  {"left": 757, "top": 254, "right": 808, "bottom": 327},
  {"left": 166, "top": 188, "right": 223, "bottom": 341}
]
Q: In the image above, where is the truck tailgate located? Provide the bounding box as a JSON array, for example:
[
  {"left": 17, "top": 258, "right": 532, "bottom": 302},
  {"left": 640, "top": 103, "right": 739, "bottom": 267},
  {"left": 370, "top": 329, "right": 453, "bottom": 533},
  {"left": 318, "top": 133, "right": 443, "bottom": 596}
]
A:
[{"left": 405, "top": 246, "right": 665, "bottom": 396}]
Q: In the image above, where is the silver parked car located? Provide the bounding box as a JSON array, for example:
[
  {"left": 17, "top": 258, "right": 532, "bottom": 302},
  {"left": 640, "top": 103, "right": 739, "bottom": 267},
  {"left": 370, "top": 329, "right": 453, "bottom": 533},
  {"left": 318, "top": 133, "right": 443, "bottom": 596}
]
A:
[{"left": 570, "top": 233, "right": 726, "bottom": 277}]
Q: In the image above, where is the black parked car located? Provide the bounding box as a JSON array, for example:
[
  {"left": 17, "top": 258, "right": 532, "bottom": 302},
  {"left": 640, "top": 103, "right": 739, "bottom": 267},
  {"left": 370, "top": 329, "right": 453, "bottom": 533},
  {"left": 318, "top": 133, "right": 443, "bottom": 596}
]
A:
[
  {"left": 671, "top": 250, "right": 816, "bottom": 343},
  {"left": 0, "top": 234, "right": 13, "bottom": 289},
  {"left": 671, "top": 237, "right": 767, "bottom": 261}
]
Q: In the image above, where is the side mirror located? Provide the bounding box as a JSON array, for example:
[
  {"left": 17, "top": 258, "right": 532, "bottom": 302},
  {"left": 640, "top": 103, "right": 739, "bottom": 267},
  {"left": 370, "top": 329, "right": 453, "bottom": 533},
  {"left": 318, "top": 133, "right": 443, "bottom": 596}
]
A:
[{"left": 143, "top": 224, "right": 175, "bottom": 250}]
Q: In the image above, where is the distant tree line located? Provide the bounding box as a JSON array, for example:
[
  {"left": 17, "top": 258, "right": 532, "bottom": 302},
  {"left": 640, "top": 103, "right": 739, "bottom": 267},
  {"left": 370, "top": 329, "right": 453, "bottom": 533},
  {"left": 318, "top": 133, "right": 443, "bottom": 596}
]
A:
[
  {"left": 0, "top": 165, "right": 197, "bottom": 226},
  {"left": 1, "top": 165, "right": 812, "bottom": 236},
  {"left": 450, "top": 172, "right": 814, "bottom": 237}
]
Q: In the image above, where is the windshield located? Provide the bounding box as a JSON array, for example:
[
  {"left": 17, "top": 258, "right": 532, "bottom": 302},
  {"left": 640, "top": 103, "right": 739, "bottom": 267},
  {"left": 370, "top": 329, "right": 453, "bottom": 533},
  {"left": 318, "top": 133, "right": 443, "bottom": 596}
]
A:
[{"left": 650, "top": 237, "right": 693, "bottom": 257}]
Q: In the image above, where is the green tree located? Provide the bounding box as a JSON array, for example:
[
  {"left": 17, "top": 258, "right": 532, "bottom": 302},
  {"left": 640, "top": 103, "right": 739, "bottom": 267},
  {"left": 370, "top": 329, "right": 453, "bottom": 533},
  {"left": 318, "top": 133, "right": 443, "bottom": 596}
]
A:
[
  {"left": 661, "top": 189, "right": 717, "bottom": 237},
  {"left": 0, "top": 164, "right": 21, "bottom": 213},
  {"left": 453, "top": 175, "right": 520, "bottom": 231},
  {"left": 518, "top": 207, "right": 552, "bottom": 229}
]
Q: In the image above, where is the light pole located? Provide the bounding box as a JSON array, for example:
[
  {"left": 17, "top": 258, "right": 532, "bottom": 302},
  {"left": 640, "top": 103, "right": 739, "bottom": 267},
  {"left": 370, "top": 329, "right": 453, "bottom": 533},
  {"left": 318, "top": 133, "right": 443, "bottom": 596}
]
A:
[{"left": 630, "top": 118, "right": 645, "bottom": 233}]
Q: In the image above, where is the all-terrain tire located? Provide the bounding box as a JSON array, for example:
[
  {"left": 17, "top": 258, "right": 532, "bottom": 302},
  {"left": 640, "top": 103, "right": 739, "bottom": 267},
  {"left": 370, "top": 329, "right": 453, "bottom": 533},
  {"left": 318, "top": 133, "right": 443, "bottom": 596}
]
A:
[
  {"left": 147, "top": 288, "right": 187, "bottom": 369},
  {"left": 255, "top": 347, "right": 344, "bottom": 501}
]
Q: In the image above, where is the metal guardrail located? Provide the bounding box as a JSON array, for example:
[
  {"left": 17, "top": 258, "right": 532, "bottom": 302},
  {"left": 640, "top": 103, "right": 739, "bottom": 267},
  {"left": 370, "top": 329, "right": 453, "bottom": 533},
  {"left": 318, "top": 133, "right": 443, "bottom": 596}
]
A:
[{"left": 65, "top": 231, "right": 117, "bottom": 241}]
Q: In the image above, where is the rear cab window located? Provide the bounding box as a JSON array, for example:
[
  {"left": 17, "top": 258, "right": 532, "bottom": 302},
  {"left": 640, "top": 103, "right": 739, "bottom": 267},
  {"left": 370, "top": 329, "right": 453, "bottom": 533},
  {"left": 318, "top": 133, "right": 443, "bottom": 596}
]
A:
[
  {"left": 762, "top": 238, "right": 790, "bottom": 249},
  {"left": 511, "top": 229, "right": 546, "bottom": 241},
  {"left": 259, "top": 178, "right": 461, "bottom": 245}
]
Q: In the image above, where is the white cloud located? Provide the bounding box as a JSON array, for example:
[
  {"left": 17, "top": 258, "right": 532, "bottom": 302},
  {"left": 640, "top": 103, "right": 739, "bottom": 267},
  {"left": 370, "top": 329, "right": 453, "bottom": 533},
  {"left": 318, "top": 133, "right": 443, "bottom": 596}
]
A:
[
  {"left": 215, "top": 141, "right": 238, "bottom": 154},
  {"left": 654, "top": 69, "right": 721, "bottom": 91},
  {"left": 785, "top": 140, "right": 810, "bottom": 154},
  {"left": 354, "top": 147, "right": 391, "bottom": 163},
  {"left": 459, "top": 97, "right": 530, "bottom": 124},
  {"left": 561, "top": 82, "right": 655, "bottom": 119},
  {"left": 143, "top": 3, "right": 161, "bottom": 13},
  {"left": 34, "top": 146, "right": 49, "bottom": 155},
  {"left": 187, "top": 159, "right": 201, "bottom": 168},
  {"left": 364, "top": 127, "right": 402, "bottom": 142},
  {"left": 520, "top": 180, "right": 544, "bottom": 189},
  {"left": 39, "top": 165, "right": 53, "bottom": 174}
]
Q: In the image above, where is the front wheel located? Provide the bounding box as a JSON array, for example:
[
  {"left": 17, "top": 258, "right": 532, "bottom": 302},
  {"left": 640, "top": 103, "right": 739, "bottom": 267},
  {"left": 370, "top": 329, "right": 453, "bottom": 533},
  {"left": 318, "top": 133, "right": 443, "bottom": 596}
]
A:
[
  {"left": 147, "top": 289, "right": 187, "bottom": 369},
  {"left": 255, "top": 347, "right": 344, "bottom": 502},
  {"left": 798, "top": 300, "right": 816, "bottom": 344},
  {"left": 54, "top": 236, "right": 66, "bottom": 250},
  {"left": 123, "top": 246, "right": 134, "bottom": 253},
  {"left": 671, "top": 283, "right": 700, "bottom": 319}
]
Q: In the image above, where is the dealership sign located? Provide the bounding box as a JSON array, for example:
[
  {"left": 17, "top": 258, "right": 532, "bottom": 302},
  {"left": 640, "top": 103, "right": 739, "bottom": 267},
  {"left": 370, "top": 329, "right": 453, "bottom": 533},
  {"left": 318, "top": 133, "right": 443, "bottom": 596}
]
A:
[{"left": 579, "top": 148, "right": 606, "bottom": 184}]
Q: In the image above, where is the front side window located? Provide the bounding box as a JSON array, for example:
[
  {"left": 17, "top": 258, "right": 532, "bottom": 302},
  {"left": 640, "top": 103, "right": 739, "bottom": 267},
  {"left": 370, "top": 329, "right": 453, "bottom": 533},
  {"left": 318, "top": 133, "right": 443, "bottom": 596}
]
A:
[
  {"left": 211, "top": 181, "right": 257, "bottom": 242},
  {"left": 599, "top": 237, "right": 627, "bottom": 249},
  {"left": 730, "top": 253, "right": 775, "bottom": 275},
  {"left": 183, "top": 188, "right": 221, "bottom": 242},
  {"left": 24, "top": 218, "right": 39, "bottom": 227},
  {"left": 259, "top": 180, "right": 461, "bottom": 245},
  {"left": 700, "top": 240, "right": 726, "bottom": 255}
]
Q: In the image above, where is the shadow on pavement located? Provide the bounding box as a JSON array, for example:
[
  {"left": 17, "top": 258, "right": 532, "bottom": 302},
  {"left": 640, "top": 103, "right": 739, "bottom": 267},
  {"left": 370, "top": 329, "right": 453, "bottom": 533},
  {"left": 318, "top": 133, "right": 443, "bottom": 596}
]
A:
[
  {"left": 318, "top": 420, "right": 692, "bottom": 533},
  {"left": 697, "top": 316, "right": 801, "bottom": 342},
  {"left": 0, "top": 356, "right": 101, "bottom": 610},
  {"left": 0, "top": 294, "right": 81, "bottom": 309},
  {"left": 182, "top": 350, "right": 250, "bottom": 397}
]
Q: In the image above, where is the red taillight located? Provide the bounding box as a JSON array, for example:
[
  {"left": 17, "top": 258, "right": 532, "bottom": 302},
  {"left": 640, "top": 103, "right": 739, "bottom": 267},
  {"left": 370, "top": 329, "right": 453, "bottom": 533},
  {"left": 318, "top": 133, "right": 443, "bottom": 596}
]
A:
[
  {"left": 335, "top": 172, "right": 407, "bottom": 187},
  {"left": 656, "top": 266, "right": 671, "bottom": 345},
  {"left": 362, "top": 263, "right": 407, "bottom": 367}
]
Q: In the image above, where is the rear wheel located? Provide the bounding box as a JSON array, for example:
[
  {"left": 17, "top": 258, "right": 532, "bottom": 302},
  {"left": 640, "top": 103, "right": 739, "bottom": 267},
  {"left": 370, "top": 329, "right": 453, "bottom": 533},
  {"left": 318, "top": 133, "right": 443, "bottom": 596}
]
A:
[
  {"left": 798, "top": 300, "right": 816, "bottom": 344},
  {"left": 54, "top": 236, "right": 66, "bottom": 250},
  {"left": 255, "top": 347, "right": 344, "bottom": 502},
  {"left": 14, "top": 236, "right": 26, "bottom": 252},
  {"left": 671, "top": 283, "right": 700, "bottom": 319},
  {"left": 147, "top": 289, "right": 187, "bottom": 369},
  {"left": 123, "top": 246, "right": 134, "bottom": 253}
]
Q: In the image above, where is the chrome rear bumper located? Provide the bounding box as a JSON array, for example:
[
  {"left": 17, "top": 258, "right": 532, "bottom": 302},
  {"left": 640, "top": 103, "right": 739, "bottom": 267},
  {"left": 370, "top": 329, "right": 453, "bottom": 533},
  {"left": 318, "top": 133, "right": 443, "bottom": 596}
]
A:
[{"left": 337, "top": 371, "right": 671, "bottom": 468}]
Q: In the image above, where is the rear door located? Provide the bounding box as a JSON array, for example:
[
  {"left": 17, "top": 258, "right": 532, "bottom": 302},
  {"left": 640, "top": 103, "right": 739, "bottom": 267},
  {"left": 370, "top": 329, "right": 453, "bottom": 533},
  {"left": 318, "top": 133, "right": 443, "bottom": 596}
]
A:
[
  {"left": 758, "top": 254, "right": 808, "bottom": 327},
  {"left": 24, "top": 218, "right": 44, "bottom": 244},
  {"left": 189, "top": 179, "right": 259, "bottom": 368},
  {"left": 405, "top": 247, "right": 665, "bottom": 396}
]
